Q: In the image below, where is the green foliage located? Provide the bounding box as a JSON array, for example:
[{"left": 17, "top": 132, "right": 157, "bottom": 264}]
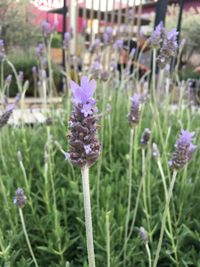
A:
[
  {"left": 0, "top": 82, "right": 200, "bottom": 266},
  {"left": 0, "top": 56, "right": 62, "bottom": 97},
  {"left": 0, "top": 0, "right": 39, "bottom": 50},
  {"left": 179, "top": 68, "right": 200, "bottom": 80},
  {"left": 51, "top": 33, "right": 62, "bottom": 49}
]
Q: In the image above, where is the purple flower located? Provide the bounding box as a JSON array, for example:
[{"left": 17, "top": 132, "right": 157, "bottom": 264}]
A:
[
  {"left": 13, "top": 188, "right": 27, "bottom": 208},
  {"left": 0, "top": 103, "right": 15, "bottom": 128},
  {"left": 113, "top": 39, "right": 123, "bottom": 51},
  {"left": 42, "top": 21, "right": 52, "bottom": 36},
  {"left": 139, "top": 227, "right": 148, "bottom": 244},
  {"left": 5, "top": 74, "right": 12, "bottom": 86},
  {"left": 149, "top": 22, "right": 163, "bottom": 48},
  {"left": 68, "top": 76, "right": 100, "bottom": 167},
  {"left": 0, "top": 39, "right": 5, "bottom": 59},
  {"left": 32, "top": 66, "right": 37, "bottom": 74},
  {"left": 64, "top": 32, "right": 70, "bottom": 48},
  {"left": 141, "top": 128, "right": 151, "bottom": 147},
  {"left": 128, "top": 94, "right": 141, "bottom": 125},
  {"left": 40, "top": 69, "right": 47, "bottom": 80},
  {"left": 70, "top": 76, "right": 96, "bottom": 117},
  {"left": 89, "top": 38, "right": 100, "bottom": 53},
  {"left": 103, "top": 27, "right": 113, "bottom": 45},
  {"left": 64, "top": 152, "right": 70, "bottom": 160},
  {"left": 157, "top": 28, "right": 178, "bottom": 68},
  {"left": 169, "top": 130, "right": 196, "bottom": 170},
  {"left": 36, "top": 43, "right": 45, "bottom": 57}
]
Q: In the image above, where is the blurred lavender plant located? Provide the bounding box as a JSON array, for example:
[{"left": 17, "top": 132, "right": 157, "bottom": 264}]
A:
[
  {"left": 103, "top": 27, "right": 113, "bottom": 45},
  {"left": 169, "top": 129, "right": 196, "bottom": 170},
  {"left": 0, "top": 104, "right": 15, "bottom": 128},
  {"left": 14, "top": 188, "right": 39, "bottom": 267},
  {"left": 0, "top": 39, "right": 5, "bottom": 60},
  {"left": 157, "top": 29, "right": 178, "bottom": 68},
  {"left": 128, "top": 94, "right": 141, "bottom": 126},
  {"left": 63, "top": 32, "right": 70, "bottom": 49},
  {"left": 153, "top": 130, "right": 197, "bottom": 267},
  {"left": 13, "top": 188, "right": 27, "bottom": 208},
  {"left": 149, "top": 23, "right": 178, "bottom": 69},
  {"left": 141, "top": 128, "right": 151, "bottom": 147},
  {"left": 89, "top": 38, "right": 101, "bottom": 54}
]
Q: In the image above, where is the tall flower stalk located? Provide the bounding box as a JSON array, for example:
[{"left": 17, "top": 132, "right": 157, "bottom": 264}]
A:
[
  {"left": 14, "top": 188, "right": 39, "bottom": 267},
  {"left": 67, "top": 76, "right": 101, "bottom": 267},
  {"left": 153, "top": 130, "right": 196, "bottom": 267},
  {"left": 123, "top": 94, "right": 141, "bottom": 267}
]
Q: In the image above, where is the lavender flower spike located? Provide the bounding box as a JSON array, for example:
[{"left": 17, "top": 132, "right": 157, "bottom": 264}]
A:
[
  {"left": 149, "top": 22, "right": 163, "bottom": 48},
  {"left": 128, "top": 94, "right": 141, "bottom": 126},
  {"left": 169, "top": 129, "right": 196, "bottom": 170},
  {"left": 157, "top": 28, "right": 178, "bottom": 68},
  {"left": 14, "top": 188, "right": 27, "bottom": 208},
  {"left": 68, "top": 76, "right": 101, "bottom": 167},
  {"left": 141, "top": 128, "right": 151, "bottom": 147},
  {"left": 0, "top": 104, "right": 15, "bottom": 128}
]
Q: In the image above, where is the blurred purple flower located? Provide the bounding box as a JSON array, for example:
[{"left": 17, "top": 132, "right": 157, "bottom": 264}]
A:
[
  {"left": 42, "top": 21, "right": 52, "bottom": 36},
  {"left": 90, "top": 38, "right": 100, "bottom": 53},
  {"left": 36, "top": 43, "right": 45, "bottom": 57},
  {"left": 149, "top": 21, "right": 163, "bottom": 48},
  {"left": 13, "top": 188, "right": 27, "bottom": 208},
  {"left": 5, "top": 74, "right": 12, "bottom": 86},
  {"left": 157, "top": 28, "right": 178, "bottom": 68},
  {"left": 103, "top": 27, "right": 113, "bottom": 45},
  {"left": 128, "top": 94, "right": 141, "bottom": 125},
  {"left": 169, "top": 129, "right": 196, "bottom": 170},
  {"left": 0, "top": 39, "right": 5, "bottom": 59},
  {"left": 113, "top": 39, "right": 123, "bottom": 51},
  {"left": 32, "top": 66, "right": 37, "bottom": 74},
  {"left": 40, "top": 69, "right": 47, "bottom": 80},
  {"left": 63, "top": 32, "right": 70, "bottom": 48}
]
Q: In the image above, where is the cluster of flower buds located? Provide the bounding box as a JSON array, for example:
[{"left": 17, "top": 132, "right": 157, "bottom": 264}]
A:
[
  {"left": 140, "top": 128, "right": 151, "bottom": 147},
  {"left": 67, "top": 76, "right": 101, "bottom": 167},
  {"left": 0, "top": 39, "right": 5, "bottom": 60},
  {"left": 0, "top": 104, "right": 14, "bottom": 128},
  {"left": 169, "top": 130, "right": 196, "bottom": 170},
  {"left": 42, "top": 21, "right": 58, "bottom": 38},
  {"left": 5, "top": 74, "right": 12, "bottom": 87},
  {"left": 128, "top": 94, "right": 141, "bottom": 126},
  {"left": 149, "top": 22, "right": 178, "bottom": 68},
  {"left": 139, "top": 226, "right": 148, "bottom": 245},
  {"left": 13, "top": 188, "right": 27, "bottom": 208}
]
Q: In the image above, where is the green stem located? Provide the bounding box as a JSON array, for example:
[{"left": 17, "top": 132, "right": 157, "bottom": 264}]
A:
[
  {"left": 145, "top": 243, "right": 152, "bottom": 267},
  {"left": 157, "top": 160, "right": 178, "bottom": 265},
  {"left": 153, "top": 171, "right": 178, "bottom": 267},
  {"left": 106, "top": 212, "right": 111, "bottom": 267},
  {"left": 142, "top": 149, "right": 151, "bottom": 243},
  {"left": 123, "top": 128, "right": 134, "bottom": 267},
  {"left": 81, "top": 166, "right": 96, "bottom": 267},
  {"left": 19, "top": 208, "right": 39, "bottom": 267}
]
